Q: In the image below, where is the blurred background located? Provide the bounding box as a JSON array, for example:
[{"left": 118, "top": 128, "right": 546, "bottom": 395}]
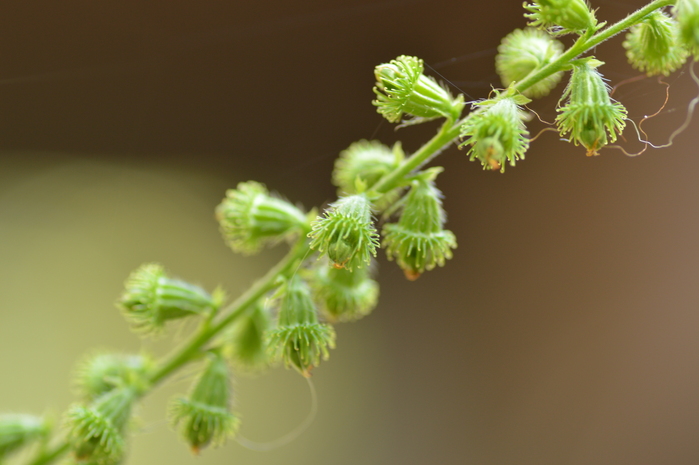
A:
[{"left": 0, "top": 0, "right": 698, "bottom": 464}]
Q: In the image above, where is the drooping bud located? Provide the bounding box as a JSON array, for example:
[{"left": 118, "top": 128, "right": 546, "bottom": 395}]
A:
[
  {"left": 624, "top": 10, "right": 688, "bottom": 76},
  {"left": 496, "top": 28, "right": 564, "bottom": 98},
  {"left": 382, "top": 169, "right": 457, "bottom": 280},
  {"left": 373, "top": 55, "right": 464, "bottom": 124},
  {"left": 0, "top": 414, "right": 49, "bottom": 460},
  {"left": 117, "top": 263, "right": 223, "bottom": 335},
  {"left": 459, "top": 89, "right": 531, "bottom": 172},
  {"left": 222, "top": 301, "right": 272, "bottom": 370},
  {"left": 309, "top": 258, "right": 379, "bottom": 322},
  {"left": 556, "top": 58, "right": 627, "bottom": 156},
  {"left": 75, "top": 353, "right": 153, "bottom": 402},
  {"left": 308, "top": 194, "right": 379, "bottom": 271},
  {"left": 170, "top": 352, "right": 240, "bottom": 454},
  {"left": 66, "top": 387, "right": 138, "bottom": 464},
  {"left": 524, "top": 0, "right": 597, "bottom": 36},
  {"left": 216, "top": 181, "right": 308, "bottom": 254},
  {"left": 267, "top": 275, "right": 336, "bottom": 377},
  {"left": 674, "top": 0, "right": 699, "bottom": 59}
]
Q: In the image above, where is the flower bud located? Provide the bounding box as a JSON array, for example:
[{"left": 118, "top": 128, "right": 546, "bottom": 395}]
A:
[
  {"left": 67, "top": 387, "right": 137, "bottom": 464},
  {"left": 524, "top": 0, "right": 597, "bottom": 36},
  {"left": 267, "top": 276, "right": 336, "bottom": 377},
  {"left": 117, "top": 263, "right": 222, "bottom": 335},
  {"left": 674, "top": 0, "right": 699, "bottom": 59},
  {"left": 222, "top": 301, "right": 272, "bottom": 370},
  {"left": 308, "top": 194, "right": 379, "bottom": 271},
  {"left": 496, "top": 28, "right": 564, "bottom": 98},
  {"left": 170, "top": 352, "right": 240, "bottom": 454},
  {"left": 373, "top": 55, "right": 464, "bottom": 124},
  {"left": 624, "top": 10, "right": 688, "bottom": 76},
  {"left": 382, "top": 170, "right": 457, "bottom": 280},
  {"left": 216, "top": 181, "right": 308, "bottom": 254},
  {"left": 75, "top": 353, "right": 153, "bottom": 402},
  {"left": 309, "top": 258, "right": 379, "bottom": 322},
  {"left": 556, "top": 58, "right": 627, "bottom": 156},
  {"left": 459, "top": 89, "right": 531, "bottom": 172},
  {"left": 0, "top": 414, "right": 49, "bottom": 460}
]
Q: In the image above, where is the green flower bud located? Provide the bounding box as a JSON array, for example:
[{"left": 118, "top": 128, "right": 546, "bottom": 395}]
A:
[
  {"left": 0, "top": 414, "right": 49, "bottom": 460},
  {"left": 459, "top": 89, "right": 531, "bottom": 172},
  {"left": 267, "top": 276, "right": 336, "bottom": 377},
  {"left": 66, "top": 387, "right": 137, "bottom": 464},
  {"left": 222, "top": 301, "right": 272, "bottom": 370},
  {"left": 556, "top": 58, "right": 627, "bottom": 156},
  {"left": 496, "top": 28, "right": 564, "bottom": 98},
  {"left": 216, "top": 181, "right": 308, "bottom": 254},
  {"left": 382, "top": 171, "right": 457, "bottom": 280},
  {"left": 309, "top": 258, "right": 379, "bottom": 322},
  {"left": 524, "top": 0, "right": 597, "bottom": 36},
  {"left": 373, "top": 55, "right": 464, "bottom": 124},
  {"left": 308, "top": 194, "right": 379, "bottom": 271},
  {"left": 117, "top": 263, "right": 222, "bottom": 335},
  {"left": 75, "top": 353, "right": 153, "bottom": 402},
  {"left": 624, "top": 10, "right": 688, "bottom": 76},
  {"left": 170, "top": 352, "right": 240, "bottom": 454},
  {"left": 674, "top": 0, "right": 699, "bottom": 59}
]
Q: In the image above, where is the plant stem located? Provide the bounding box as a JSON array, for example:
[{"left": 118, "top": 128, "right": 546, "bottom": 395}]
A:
[{"left": 515, "top": 0, "right": 675, "bottom": 94}]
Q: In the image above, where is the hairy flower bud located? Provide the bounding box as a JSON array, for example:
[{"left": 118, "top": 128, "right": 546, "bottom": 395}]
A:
[
  {"left": 624, "top": 10, "right": 688, "bottom": 76},
  {"left": 382, "top": 170, "right": 457, "bottom": 280},
  {"left": 216, "top": 181, "right": 308, "bottom": 254},
  {"left": 556, "top": 58, "right": 627, "bottom": 156},
  {"left": 75, "top": 353, "right": 153, "bottom": 401},
  {"left": 0, "top": 414, "right": 49, "bottom": 460},
  {"left": 674, "top": 0, "right": 699, "bottom": 59},
  {"left": 309, "top": 194, "right": 379, "bottom": 270},
  {"left": 117, "top": 264, "right": 223, "bottom": 335},
  {"left": 524, "top": 0, "right": 597, "bottom": 36},
  {"left": 496, "top": 28, "right": 564, "bottom": 98},
  {"left": 373, "top": 55, "right": 464, "bottom": 124},
  {"left": 309, "top": 258, "right": 379, "bottom": 322},
  {"left": 170, "top": 352, "right": 240, "bottom": 454},
  {"left": 67, "top": 387, "right": 138, "bottom": 464},
  {"left": 459, "top": 90, "right": 531, "bottom": 172},
  {"left": 267, "top": 276, "right": 336, "bottom": 377},
  {"left": 222, "top": 301, "right": 272, "bottom": 370}
]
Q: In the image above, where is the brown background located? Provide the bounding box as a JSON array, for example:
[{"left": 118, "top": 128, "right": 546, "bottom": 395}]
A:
[{"left": 0, "top": 1, "right": 698, "bottom": 464}]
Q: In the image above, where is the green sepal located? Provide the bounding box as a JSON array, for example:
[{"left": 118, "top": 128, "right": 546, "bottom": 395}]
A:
[
  {"left": 524, "top": 0, "right": 597, "bottom": 36},
  {"left": 267, "top": 276, "right": 336, "bottom": 377},
  {"left": 556, "top": 58, "right": 627, "bottom": 155},
  {"left": 624, "top": 10, "right": 688, "bottom": 76},
  {"left": 170, "top": 352, "right": 240, "bottom": 453},
  {"left": 75, "top": 353, "right": 153, "bottom": 402}
]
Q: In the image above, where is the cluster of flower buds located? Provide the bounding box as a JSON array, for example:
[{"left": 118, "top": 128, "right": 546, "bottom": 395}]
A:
[
  {"left": 556, "top": 58, "right": 627, "bottom": 156},
  {"left": 117, "top": 263, "right": 224, "bottom": 334},
  {"left": 170, "top": 351, "right": 240, "bottom": 453},
  {"left": 0, "top": 414, "right": 50, "bottom": 461}
]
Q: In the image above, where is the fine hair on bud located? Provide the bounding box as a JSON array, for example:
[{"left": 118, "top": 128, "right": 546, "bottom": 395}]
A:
[
  {"left": 623, "top": 10, "right": 688, "bottom": 76},
  {"left": 524, "top": 0, "right": 597, "bottom": 36},
  {"left": 556, "top": 58, "right": 627, "bottom": 156},
  {"left": 308, "top": 194, "right": 379, "bottom": 271},
  {"left": 117, "top": 263, "right": 222, "bottom": 335},
  {"left": 170, "top": 352, "right": 240, "bottom": 454},
  {"left": 216, "top": 181, "right": 308, "bottom": 254},
  {"left": 308, "top": 257, "right": 379, "bottom": 322},
  {"left": 267, "top": 275, "right": 336, "bottom": 377}
]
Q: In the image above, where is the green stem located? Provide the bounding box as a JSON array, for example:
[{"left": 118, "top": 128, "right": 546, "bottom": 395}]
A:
[
  {"left": 27, "top": 442, "right": 71, "bottom": 465},
  {"left": 148, "top": 237, "right": 311, "bottom": 386},
  {"left": 515, "top": 0, "right": 675, "bottom": 94}
]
